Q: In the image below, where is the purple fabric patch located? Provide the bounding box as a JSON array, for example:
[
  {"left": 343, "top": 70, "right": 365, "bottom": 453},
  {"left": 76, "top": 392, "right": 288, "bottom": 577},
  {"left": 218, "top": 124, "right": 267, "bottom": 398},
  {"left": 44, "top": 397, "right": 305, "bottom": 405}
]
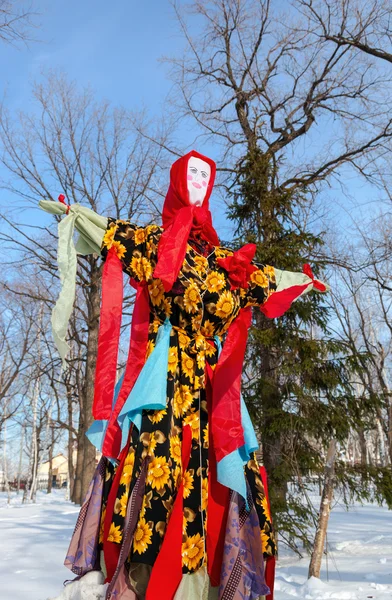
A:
[
  {"left": 105, "top": 458, "right": 150, "bottom": 600},
  {"left": 219, "top": 486, "right": 270, "bottom": 600},
  {"left": 65, "top": 457, "right": 106, "bottom": 576}
]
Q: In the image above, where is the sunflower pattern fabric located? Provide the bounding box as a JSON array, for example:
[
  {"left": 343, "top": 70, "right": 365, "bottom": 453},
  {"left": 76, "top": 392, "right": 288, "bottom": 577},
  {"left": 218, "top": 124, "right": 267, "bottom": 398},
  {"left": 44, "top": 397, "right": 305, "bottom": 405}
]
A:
[{"left": 98, "top": 218, "right": 277, "bottom": 576}]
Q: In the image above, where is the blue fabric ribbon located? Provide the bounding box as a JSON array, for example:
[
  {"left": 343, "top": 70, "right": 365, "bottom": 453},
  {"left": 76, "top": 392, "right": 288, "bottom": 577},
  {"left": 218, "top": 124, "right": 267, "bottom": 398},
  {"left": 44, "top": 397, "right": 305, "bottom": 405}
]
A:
[
  {"left": 117, "top": 318, "right": 172, "bottom": 451},
  {"left": 86, "top": 372, "right": 125, "bottom": 454}
]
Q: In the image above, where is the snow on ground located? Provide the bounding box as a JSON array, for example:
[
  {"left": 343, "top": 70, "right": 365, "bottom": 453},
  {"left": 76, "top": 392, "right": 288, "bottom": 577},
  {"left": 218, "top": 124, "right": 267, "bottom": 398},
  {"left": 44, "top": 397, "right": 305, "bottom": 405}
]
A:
[
  {"left": 276, "top": 497, "right": 392, "bottom": 600},
  {"left": 0, "top": 489, "right": 391, "bottom": 600},
  {"left": 0, "top": 490, "right": 80, "bottom": 600}
]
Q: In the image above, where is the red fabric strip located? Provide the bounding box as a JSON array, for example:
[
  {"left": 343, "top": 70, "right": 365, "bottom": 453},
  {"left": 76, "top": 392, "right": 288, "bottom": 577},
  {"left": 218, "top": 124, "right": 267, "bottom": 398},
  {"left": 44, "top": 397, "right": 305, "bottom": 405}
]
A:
[
  {"left": 102, "top": 281, "right": 150, "bottom": 458},
  {"left": 265, "top": 556, "right": 276, "bottom": 600},
  {"left": 145, "top": 425, "right": 192, "bottom": 600},
  {"left": 260, "top": 466, "right": 275, "bottom": 600},
  {"left": 206, "top": 364, "right": 230, "bottom": 586},
  {"left": 153, "top": 206, "right": 195, "bottom": 292},
  {"left": 93, "top": 248, "right": 124, "bottom": 420},
  {"left": 260, "top": 282, "right": 310, "bottom": 319},
  {"left": 103, "top": 439, "right": 131, "bottom": 582},
  {"left": 212, "top": 307, "right": 252, "bottom": 462}
]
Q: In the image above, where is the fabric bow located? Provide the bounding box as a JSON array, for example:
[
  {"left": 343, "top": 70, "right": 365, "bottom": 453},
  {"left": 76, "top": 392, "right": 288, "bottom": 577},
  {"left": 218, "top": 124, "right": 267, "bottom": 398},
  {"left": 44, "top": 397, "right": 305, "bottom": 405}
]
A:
[
  {"left": 217, "top": 243, "right": 258, "bottom": 290},
  {"left": 302, "top": 263, "right": 327, "bottom": 292}
]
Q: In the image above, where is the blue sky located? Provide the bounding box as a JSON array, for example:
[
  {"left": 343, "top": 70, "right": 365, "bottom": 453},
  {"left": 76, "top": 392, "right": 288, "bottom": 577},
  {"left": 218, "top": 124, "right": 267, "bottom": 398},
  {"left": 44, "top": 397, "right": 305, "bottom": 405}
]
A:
[{"left": 2, "top": 1, "right": 180, "bottom": 113}]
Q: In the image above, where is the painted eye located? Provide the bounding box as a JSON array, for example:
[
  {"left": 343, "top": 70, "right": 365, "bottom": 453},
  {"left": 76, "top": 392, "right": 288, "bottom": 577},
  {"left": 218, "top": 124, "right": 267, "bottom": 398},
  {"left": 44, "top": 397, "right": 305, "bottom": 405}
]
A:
[
  {"left": 201, "top": 171, "right": 208, "bottom": 178},
  {"left": 190, "top": 167, "right": 197, "bottom": 174}
]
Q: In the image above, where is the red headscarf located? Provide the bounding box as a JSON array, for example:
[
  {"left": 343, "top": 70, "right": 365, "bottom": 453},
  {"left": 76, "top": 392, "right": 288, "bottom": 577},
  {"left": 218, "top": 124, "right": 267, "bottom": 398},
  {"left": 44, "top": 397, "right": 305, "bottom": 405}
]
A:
[{"left": 154, "top": 150, "right": 219, "bottom": 291}]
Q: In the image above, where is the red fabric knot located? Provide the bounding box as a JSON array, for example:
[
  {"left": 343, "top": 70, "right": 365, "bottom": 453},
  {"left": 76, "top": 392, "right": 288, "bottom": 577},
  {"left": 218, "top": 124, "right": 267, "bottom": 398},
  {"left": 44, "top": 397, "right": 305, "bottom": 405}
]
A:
[
  {"left": 58, "top": 193, "right": 70, "bottom": 215},
  {"left": 217, "top": 243, "right": 258, "bottom": 290},
  {"left": 302, "top": 263, "right": 327, "bottom": 292}
]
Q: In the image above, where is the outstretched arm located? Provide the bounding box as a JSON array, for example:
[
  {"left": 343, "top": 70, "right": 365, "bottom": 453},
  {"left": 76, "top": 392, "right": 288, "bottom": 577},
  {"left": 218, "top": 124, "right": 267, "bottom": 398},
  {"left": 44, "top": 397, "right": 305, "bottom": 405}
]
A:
[
  {"left": 39, "top": 200, "right": 108, "bottom": 255},
  {"left": 242, "top": 262, "right": 330, "bottom": 317}
]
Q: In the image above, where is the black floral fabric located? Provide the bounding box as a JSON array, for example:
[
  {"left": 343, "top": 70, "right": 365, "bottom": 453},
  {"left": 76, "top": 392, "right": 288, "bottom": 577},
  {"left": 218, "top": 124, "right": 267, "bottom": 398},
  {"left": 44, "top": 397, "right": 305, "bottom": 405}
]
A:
[{"left": 99, "top": 219, "right": 277, "bottom": 574}]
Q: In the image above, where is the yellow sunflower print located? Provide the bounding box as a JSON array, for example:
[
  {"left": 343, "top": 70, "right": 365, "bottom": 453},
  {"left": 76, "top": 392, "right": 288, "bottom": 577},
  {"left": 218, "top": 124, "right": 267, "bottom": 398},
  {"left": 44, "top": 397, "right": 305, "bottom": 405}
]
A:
[
  {"left": 193, "top": 255, "right": 208, "bottom": 274},
  {"left": 250, "top": 269, "right": 269, "bottom": 288},
  {"left": 178, "top": 330, "right": 191, "bottom": 350},
  {"left": 173, "top": 385, "right": 194, "bottom": 418},
  {"left": 134, "top": 228, "right": 146, "bottom": 245},
  {"left": 201, "top": 478, "right": 208, "bottom": 511},
  {"left": 169, "top": 435, "right": 182, "bottom": 464},
  {"left": 182, "top": 533, "right": 204, "bottom": 570},
  {"left": 263, "top": 265, "right": 275, "bottom": 279},
  {"left": 145, "top": 339, "right": 155, "bottom": 359},
  {"left": 130, "top": 256, "right": 153, "bottom": 280},
  {"left": 133, "top": 518, "right": 153, "bottom": 554},
  {"left": 111, "top": 240, "right": 127, "bottom": 260},
  {"left": 148, "top": 408, "right": 167, "bottom": 424},
  {"left": 120, "top": 451, "right": 135, "bottom": 487},
  {"left": 116, "top": 492, "right": 128, "bottom": 518},
  {"left": 205, "top": 270, "right": 226, "bottom": 293},
  {"left": 183, "top": 470, "right": 194, "bottom": 499},
  {"left": 102, "top": 224, "right": 117, "bottom": 248},
  {"left": 149, "top": 280, "right": 165, "bottom": 306},
  {"left": 183, "top": 282, "right": 200, "bottom": 314},
  {"left": 107, "top": 523, "right": 122, "bottom": 544},
  {"left": 183, "top": 412, "right": 199, "bottom": 440},
  {"left": 181, "top": 352, "right": 195, "bottom": 382},
  {"left": 147, "top": 455, "right": 170, "bottom": 491},
  {"left": 201, "top": 320, "right": 215, "bottom": 338},
  {"left": 203, "top": 424, "right": 209, "bottom": 447},
  {"left": 168, "top": 346, "right": 179, "bottom": 374},
  {"left": 215, "top": 290, "right": 234, "bottom": 319}
]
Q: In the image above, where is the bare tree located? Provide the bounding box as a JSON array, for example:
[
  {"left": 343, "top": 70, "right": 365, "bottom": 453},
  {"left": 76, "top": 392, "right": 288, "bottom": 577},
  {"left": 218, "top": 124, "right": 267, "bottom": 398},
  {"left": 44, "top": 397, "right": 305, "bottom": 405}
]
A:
[
  {"left": 0, "top": 0, "right": 37, "bottom": 44},
  {"left": 164, "top": 0, "right": 392, "bottom": 190},
  {"left": 298, "top": 0, "right": 392, "bottom": 65},
  {"left": 0, "top": 72, "right": 169, "bottom": 502}
]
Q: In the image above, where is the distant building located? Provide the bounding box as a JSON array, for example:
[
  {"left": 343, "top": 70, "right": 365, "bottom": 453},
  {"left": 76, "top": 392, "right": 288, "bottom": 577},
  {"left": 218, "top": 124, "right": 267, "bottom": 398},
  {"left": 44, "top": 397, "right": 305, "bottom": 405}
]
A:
[{"left": 37, "top": 453, "right": 69, "bottom": 488}]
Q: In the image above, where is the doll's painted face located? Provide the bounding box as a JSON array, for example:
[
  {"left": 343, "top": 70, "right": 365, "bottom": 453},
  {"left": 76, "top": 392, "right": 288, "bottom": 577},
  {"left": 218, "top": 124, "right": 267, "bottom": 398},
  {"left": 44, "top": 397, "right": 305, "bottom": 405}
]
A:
[{"left": 187, "top": 157, "right": 211, "bottom": 206}]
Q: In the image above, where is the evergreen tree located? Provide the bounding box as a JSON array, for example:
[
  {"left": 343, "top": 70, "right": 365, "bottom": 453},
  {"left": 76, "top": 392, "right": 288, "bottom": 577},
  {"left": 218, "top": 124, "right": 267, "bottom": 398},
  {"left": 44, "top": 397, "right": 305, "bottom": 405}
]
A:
[{"left": 229, "top": 148, "right": 390, "bottom": 551}]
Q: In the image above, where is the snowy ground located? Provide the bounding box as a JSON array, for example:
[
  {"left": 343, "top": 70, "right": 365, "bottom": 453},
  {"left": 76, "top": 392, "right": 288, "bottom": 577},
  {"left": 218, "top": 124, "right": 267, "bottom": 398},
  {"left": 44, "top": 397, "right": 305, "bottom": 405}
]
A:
[{"left": 0, "top": 490, "right": 391, "bottom": 600}]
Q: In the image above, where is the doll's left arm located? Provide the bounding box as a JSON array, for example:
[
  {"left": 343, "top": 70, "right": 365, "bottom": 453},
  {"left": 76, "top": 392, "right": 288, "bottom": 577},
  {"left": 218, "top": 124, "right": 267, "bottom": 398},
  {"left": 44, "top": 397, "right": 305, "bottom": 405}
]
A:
[{"left": 243, "top": 263, "right": 330, "bottom": 318}]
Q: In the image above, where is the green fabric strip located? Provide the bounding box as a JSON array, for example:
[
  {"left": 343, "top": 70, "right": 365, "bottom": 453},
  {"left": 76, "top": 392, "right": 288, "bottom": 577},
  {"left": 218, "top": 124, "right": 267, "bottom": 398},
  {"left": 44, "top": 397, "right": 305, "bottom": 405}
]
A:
[{"left": 39, "top": 200, "right": 108, "bottom": 367}]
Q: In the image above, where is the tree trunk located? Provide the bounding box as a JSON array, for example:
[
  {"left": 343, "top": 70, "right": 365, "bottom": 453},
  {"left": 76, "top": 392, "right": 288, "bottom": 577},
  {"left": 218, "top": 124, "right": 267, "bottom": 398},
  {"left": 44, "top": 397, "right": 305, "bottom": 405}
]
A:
[
  {"left": 2, "top": 420, "right": 11, "bottom": 504},
  {"left": 67, "top": 385, "right": 75, "bottom": 500},
  {"left": 308, "top": 439, "right": 337, "bottom": 579},
  {"left": 72, "top": 426, "right": 85, "bottom": 504},
  {"left": 80, "top": 261, "right": 101, "bottom": 501},
  {"left": 17, "top": 424, "right": 25, "bottom": 494},
  {"left": 73, "top": 258, "right": 102, "bottom": 505},
  {"left": 47, "top": 424, "right": 54, "bottom": 494},
  {"left": 358, "top": 428, "right": 368, "bottom": 467}
]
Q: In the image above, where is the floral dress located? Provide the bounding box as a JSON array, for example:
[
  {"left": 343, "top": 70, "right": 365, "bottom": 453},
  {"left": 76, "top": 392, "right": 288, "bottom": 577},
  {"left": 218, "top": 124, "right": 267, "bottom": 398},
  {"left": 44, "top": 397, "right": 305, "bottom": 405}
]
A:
[{"left": 98, "top": 218, "right": 277, "bottom": 582}]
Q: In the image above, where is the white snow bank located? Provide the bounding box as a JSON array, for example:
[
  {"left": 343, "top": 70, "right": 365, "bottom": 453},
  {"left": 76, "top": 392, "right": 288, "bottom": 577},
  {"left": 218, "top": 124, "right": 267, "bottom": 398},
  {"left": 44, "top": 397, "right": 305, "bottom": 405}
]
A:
[
  {"left": 49, "top": 571, "right": 106, "bottom": 600},
  {"left": 276, "top": 499, "right": 392, "bottom": 600},
  {"left": 0, "top": 489, "right": 80, "bottom": 600}
]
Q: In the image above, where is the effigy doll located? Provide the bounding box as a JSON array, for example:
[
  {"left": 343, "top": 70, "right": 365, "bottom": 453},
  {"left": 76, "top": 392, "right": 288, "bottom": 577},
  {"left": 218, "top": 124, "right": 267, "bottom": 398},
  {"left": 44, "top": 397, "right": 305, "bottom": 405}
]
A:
[{"left": 40, "top": 150, "right": 329, "bottom": 600}]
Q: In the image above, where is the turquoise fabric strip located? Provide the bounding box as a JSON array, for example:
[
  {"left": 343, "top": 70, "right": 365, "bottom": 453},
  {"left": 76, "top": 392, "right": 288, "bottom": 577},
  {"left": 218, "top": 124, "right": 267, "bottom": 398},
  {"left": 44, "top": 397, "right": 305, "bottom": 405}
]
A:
[
  {"left": 117, "top": 318, "right": 172, "bottom": 451},
  {"left": 214, "top": 336, "right": 259, "bottom": 502},
  {"left": 85, "top": 373, "right": 125, "bottom": 453}
]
